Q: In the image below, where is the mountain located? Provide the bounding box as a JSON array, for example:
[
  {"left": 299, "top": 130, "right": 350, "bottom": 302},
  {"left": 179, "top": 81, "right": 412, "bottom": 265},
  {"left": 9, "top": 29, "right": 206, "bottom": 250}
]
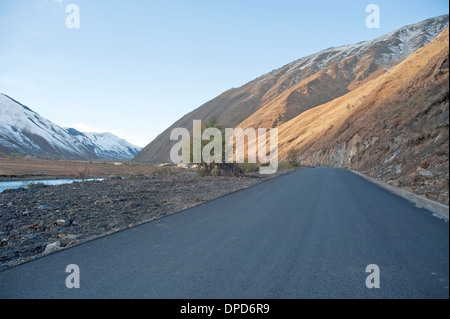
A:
[
  {"left": 65, "top": 128, "right": 142, "bottom": 160},
  {"left": 275, "top": 27, "right": 449, "bottom": 204},
  {"left": 0, "top": 94, "right": 141, "bottom": 160},
  {"left": 134, "top": 14, "right": 449, "bottom": 164},
  {"left": 0, "top": 94, "right": 92, "bottom": 159}
]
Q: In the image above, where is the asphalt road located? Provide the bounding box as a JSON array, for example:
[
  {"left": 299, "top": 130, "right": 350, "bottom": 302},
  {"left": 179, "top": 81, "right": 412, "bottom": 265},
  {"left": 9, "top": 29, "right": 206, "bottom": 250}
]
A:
[{"left": 0, "top": 167, "right": 448, "bottom": 298}]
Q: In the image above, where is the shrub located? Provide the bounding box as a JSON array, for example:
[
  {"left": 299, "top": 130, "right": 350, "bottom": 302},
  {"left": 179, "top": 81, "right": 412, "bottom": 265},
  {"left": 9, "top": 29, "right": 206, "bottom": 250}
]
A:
[
  {"left": 286, "top": 149, "right": 300, "bottom": 167},
  {"left": 156, "top": 166, "right": 173, "bottom": 175},
  {"left": 277, "top": 161, "right": 292, "bottom": 169},
  {"left": 240, "top": 163, "right": 260, "bottom": 173}
]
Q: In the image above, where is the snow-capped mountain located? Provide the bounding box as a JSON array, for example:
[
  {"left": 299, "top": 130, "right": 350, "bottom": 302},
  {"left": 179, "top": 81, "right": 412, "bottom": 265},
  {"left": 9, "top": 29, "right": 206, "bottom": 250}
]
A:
[
  {"left": 65, "top": 128, "right": 142, "bottom": 160},
  {"left": 281, "top": 14, "right": 449, "bottom": 75},
  {"left": 0, "top": 94, "right": 141, "bottom": 160},
  {"left": 0, "top": 94, "right": 92, "bottom": 159},
  {"left": 135, "top": 14, "right": 449, "bottom": 163}
]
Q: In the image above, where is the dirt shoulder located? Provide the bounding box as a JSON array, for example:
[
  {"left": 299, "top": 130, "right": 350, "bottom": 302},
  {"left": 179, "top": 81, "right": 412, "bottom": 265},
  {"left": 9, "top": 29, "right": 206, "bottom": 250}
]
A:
[{"left": 0, "top": 169, "right": 295, "bottom": 271}]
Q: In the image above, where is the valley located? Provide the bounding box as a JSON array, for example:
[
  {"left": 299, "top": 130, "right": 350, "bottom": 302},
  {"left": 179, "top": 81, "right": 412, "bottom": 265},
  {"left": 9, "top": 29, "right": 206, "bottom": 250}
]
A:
[{"left": 0, "top": 10, "right": 448, "bottom": 300}]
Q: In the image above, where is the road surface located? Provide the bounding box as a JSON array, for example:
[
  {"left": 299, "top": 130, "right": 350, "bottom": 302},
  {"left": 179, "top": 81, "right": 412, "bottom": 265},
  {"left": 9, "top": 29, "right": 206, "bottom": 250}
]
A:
[{"left": 0, "top": 167, "right": 448, "bottom": 298}]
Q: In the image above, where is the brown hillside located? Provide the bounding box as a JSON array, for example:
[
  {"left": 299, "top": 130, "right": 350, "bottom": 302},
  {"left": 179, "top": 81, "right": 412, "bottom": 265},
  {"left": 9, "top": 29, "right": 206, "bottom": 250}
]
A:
[
  {"left": 236, "top": 55, "right": 385, "bottom": 131},
  {"left": 134, "top": 15, "right": 448, "bottom": 164},
  {"left": 276, "top": 27, "right": 449, "bottom": 204}
]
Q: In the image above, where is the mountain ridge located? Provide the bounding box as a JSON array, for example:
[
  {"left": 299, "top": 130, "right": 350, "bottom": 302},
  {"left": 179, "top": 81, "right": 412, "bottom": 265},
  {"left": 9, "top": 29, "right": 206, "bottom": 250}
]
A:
[
  {"left": 273, "top": 27, "right": 449, "bottom": 204},
  {"left": 134, "top": 14, "right": 449, "bottom": 164},
  {"left": 0, "top": 94, "right": 141, "bottom": 160},
  {"left": 65, "top": 128, "right": 142, "bottom": 160}
]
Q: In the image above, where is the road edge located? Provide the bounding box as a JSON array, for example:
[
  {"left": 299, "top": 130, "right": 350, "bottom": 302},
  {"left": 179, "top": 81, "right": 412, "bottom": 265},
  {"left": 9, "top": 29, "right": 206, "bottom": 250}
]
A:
[{"left": 349, "top": 169, "right": 449, "bottom": 220}]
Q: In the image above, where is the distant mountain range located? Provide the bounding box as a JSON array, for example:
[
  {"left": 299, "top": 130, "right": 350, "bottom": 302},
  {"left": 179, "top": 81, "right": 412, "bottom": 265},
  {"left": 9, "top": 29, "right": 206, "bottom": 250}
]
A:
[
  {"left": 0, "top": 94, "right": 141, "bottom": 160},
  {"left": 65, "top": 128, "right": 142, "bottom": 160},
  {"left": 134, "top": 14, "right": 449, "bottom": 164}
]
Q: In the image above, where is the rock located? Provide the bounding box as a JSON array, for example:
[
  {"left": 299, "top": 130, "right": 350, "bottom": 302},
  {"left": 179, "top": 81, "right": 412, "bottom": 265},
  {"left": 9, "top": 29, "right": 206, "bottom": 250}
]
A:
[
  {"left": 43, "top": 241, "right": 61, "bottom": 255},
  {"left": 417, "top": 167, "right": 433, "bottom": 178},
  {"left": 0, "top": 238, "right": 8, "bottom": 246},
  {"left": 420, "top": 160, "right": 430, "bottom": 169},
  {"left": 394, "top": 136, "right": 403, "bottom": 145},
  {"left": 159, "top": 163, "right": 176, "bottom": 167},
  {"left": 65, "top": 234, "right": 80, "bottom": 240},
  {"left": 38, "top": 205, "right": 53, "bottom": 210},
  {"left": 383, "top": 152, "right": 398, "bottom": 164},
  {"left": 388, "top": 179, "right": 400, "bottom": 187},
  {"left": 22, "top": 211, "right": 31, "bottom": 216},
  {"left": 23, "top": 235, "right": 46, "bottom": 252},
  {"left": 56, "top": 219, "right": 70, "bottom": 226}
]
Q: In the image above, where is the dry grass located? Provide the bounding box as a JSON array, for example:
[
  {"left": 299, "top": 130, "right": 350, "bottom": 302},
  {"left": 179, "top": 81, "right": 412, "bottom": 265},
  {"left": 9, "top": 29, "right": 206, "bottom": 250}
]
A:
[{"left": 0, "top": 158, "right": 176, "bottom": 180}]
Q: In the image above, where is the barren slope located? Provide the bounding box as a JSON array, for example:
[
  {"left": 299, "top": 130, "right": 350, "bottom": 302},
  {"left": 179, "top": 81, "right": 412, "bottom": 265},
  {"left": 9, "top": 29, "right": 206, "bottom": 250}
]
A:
[
  {"left": 134, "top": 15, "right": 448, "bottom": 164},
  {"left": 276, "top": 28, "right": 449, "bottom": 204}
]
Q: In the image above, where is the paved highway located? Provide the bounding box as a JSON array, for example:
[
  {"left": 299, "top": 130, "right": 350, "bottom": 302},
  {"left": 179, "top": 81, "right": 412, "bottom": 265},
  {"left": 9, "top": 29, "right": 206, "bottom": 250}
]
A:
[{"left": 0, "top": 167, "right": 448, "bottom": 298}]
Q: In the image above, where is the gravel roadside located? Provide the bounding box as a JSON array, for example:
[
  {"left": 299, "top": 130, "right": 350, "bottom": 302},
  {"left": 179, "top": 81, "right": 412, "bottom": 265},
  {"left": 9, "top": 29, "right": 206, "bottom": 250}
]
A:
[{"left": 0, "top": 170, "right": 292, "bottom": 271}]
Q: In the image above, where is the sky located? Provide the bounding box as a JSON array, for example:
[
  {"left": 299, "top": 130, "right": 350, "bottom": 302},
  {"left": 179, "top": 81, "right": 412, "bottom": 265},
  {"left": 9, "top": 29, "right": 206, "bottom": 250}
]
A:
[{"left": 0, "top": 0, "right": 448, "bottom": 147}]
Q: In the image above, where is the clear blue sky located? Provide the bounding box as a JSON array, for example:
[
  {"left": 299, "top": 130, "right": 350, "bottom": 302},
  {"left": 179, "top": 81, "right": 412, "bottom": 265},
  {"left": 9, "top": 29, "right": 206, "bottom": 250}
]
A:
[{"left": 0, "top": 0, "right": 448, "bottom": 147}]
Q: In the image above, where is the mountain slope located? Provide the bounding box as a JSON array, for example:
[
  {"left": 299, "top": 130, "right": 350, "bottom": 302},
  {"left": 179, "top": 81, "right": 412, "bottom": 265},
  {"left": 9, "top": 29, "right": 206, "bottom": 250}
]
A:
[
  {"left": 0, "top": 94, "right": 141, "bottom": 160},
  {"left": 238, "top": 14, "right": 449, "bottom": 131},
  {"left": 0, "top": 94, "right": 92, "bottom": 159},
  {"left": 65, "top": 128, "right": 142, "bottom": 160},
  {"left": 134, "top": 14, "right": 449, "bottom": 164},
  {"left": 275, "top": 27, "right": 449, "bottom": 204}
]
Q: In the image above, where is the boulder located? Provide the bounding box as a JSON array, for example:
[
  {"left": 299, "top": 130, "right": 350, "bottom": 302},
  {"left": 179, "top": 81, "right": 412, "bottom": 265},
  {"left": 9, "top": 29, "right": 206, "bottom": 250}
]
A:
[
  {"left": 43, "top": 241, "right": 61, "bottom": 255},
  {"left": 388, "top": 179, "right": 400, "bottom": 187},
  {"left": 56, "top": 219, "right": 70, "bottom": 226},
  {"left": 417, "top": 167, "right": 433, "bottom": 178}
]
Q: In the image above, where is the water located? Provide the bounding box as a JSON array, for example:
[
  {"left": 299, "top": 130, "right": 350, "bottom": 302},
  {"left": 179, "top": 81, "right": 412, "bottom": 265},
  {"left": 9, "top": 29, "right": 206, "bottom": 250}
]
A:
[{"left": 0, "top": 178, "right": 104, "bottom": 193}]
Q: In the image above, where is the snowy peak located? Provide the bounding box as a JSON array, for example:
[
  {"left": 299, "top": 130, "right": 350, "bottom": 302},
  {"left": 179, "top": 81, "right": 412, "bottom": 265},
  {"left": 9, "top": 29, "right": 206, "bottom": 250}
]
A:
[
  {"left": 65, "top": 128, "right": 142, "bottom": 160},
  {"left": 0, "top": 94, "right": 92, "bottom": 159},
  {"left": 0, "top": 94, "right": 141, "bottom": 160},
  {"left": 281, "top": 15, "right": 449, "bottom": 76},
  {"left": 235, "top": 14, "right": 449, "bottom": 130}
]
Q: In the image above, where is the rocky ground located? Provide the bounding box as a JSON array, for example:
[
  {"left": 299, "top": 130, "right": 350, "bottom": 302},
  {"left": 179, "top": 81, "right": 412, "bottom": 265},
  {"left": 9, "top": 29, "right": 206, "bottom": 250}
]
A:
[{"left": 0, "top": 170, "right": 292, "bottom": 271}]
